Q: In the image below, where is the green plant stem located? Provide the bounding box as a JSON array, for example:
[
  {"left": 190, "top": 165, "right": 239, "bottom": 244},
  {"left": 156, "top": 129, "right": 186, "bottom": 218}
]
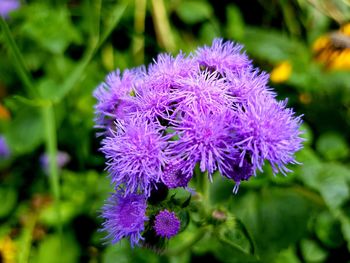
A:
[
  {"left": 133, "top": 0, "right": 146, "bottom": 64},
  {"left": 150, "top": 0, "right": 175, "bottom": 52},
  {"left": 18, "top": 215, "right": 36, "bottom": 263},
  {"left": 0, "top": 17, "right": 36, "bottom": 97},
  {"left": 42, "top": 105, "right": 61, "bottom": 235}
]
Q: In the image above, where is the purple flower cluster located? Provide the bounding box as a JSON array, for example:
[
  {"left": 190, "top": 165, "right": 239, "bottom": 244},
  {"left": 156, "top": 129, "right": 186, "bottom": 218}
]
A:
[
  {"left": 0, "top": 0, "right": 20, "bottom": 19},
  {"left": 95, "top": 38, "right": 303, "bottom": 246},
  {"left": 154, "top": 210, "right": 180, "bottom": 239}
]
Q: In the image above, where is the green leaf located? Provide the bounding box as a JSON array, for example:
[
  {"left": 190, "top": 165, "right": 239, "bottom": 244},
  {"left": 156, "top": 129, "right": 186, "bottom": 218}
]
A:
[
  {"left": 242, "top": 26, "right": 309, "bottom": 63},
  {"left": 0, "top": 187, "right": 17, "bottom": 218},
  {"left": 316, "top": 132, "right": 349, "bottom": 161},
  {"left": 315, "top": 211, "right": 344, "bottom": 248},
  {"left": 20, "top": 4, "right": 81, "bottom": 54},
  {"left": 300, "top": 239, "right": 328, "bottom": 262},
  {"left": 176, "top": 1, "right": 213, "bottom": 24},
  {"left": 31, "top": 233, "right": 80, "bottom": 263},
  {"left": 4, "top": 106, "right": 45, "bottom": 154}
]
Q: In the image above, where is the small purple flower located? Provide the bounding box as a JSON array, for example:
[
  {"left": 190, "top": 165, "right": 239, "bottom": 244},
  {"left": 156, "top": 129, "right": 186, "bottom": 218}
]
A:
[
  {"left": 195, "top": 38, "right": 251, "bottom": 75},
  {"left": 172, "top": 70, "right": 234, "bottom": 114},
  {"left": 161, "top": 160, "right": 192, "bottom": 188},
  {"left": 93, "top": 67, "right": 144, "bottom": 132},
  {"left": 227, "top": 68, "right": 275, "bottom": 102},
  {"left": 0, "top": 136, "right": 10, "bottom": 159},
  {"left": 168, "top": 108, "right": 235, "bottom": 180},
  {"left": 154, "top": 209, "right": 180, "bottom": 239},
  {"left": 40, "top": 151, "right": 70, "bottom": 174},
  {"left": 101, "top": 191, "right": 148, "bottom": 247},
  {"left": 101, "top": 116, "right": 170, "bottom": 196},
  {"left": 233, "top": 96, "right": 303, "bottom": 175},
  {"left": 0, "top": 0, "right": 20, "bottom": 19},
  {"left": 146, "top": 53, "right": 197, "bottom": 91}
]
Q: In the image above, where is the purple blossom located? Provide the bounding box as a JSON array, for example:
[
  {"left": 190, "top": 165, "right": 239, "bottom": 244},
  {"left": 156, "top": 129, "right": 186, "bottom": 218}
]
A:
[
  {"left": 93, "top": 67, "right": 144, "bottom": 132},
  {"left": 0, "top": 136, "right": 10, "bottom": 159},
  {"left": 0, "top": 0, "right": 20, "bottom": 18},
  {"left": 161, "top": 160, "right": 192, "bottom": 188},
  {"left": 101, "top": 191, "right": 148, "bottom": 247},
  {"left": 233, "top": 96, "right": 303, "bottom": 175},
  {"left": 195, "top": 38, "right": 251, "bottom": 75},
  {"left": 154, "top": 210, "right": 180, "bottom": 239},
  {"left": 101, "top": 116, "right": 170, "bottom": 196},
  {"left": 226, "top": 68, "right": 275, "bottom": 102},
  {"left": 172, "top": 70, "right": 234, "bottom": 114},
  {"left": 168, "top": 108, "right": 236, "bottom": 180},
  {"left": 146, "top": 53, "right": 197, "bottom": 91},
  {"left": 40, "top": 151, "right": 70, "bottom": 174}
]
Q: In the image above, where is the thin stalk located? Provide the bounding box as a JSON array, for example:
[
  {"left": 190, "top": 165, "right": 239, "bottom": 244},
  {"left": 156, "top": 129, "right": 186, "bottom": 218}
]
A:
[
  {"left": 18, "top": 214, "right": 37, "bottom": 263},
  {"left": 150, "top": 0, "right": 175, "bottom": 52},
  {"left": 42, "top": 105, "right": 61, "bottom": 236},
  {"left": 133, "top": 0, "right": 146, "bottom": 64},
  {"left": 0, "top": 18, "right": 36, "bottom": 97}
]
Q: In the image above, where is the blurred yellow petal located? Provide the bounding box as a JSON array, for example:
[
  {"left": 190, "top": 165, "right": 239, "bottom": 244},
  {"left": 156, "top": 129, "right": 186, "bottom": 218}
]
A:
[
  {"left": 270, "top": 61, "right": 292, "bottom": 84},
  {"left": 0, "top": 236, "right": 16, "bottom": 263},
  {"left": 340, "top": 23, "right": 350, "bottom": 36},
  {"left": 330, "top": 50, "right": 350, "bottom": 70},
  {"left": 312, "top": 35, "right": 330, "bottom": 52}
]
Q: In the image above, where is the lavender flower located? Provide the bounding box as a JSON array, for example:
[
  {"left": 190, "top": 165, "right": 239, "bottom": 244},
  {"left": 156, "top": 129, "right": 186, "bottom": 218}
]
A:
[
  {"left": 195, "top": 38, "right": 251, "bottom": 75},
  {"left": 0, "top": 136, "right": 10, "bottom": 159},
  {"left": 101, "top": 116, "right": 170, "bottom": 196},
  {"left": 0, "top": 0, "right": 20, "bottom": 18},
  {"left": 101, "top": 191, "right": 148, "bottom": 247},
  {"left": 233, "top": 96, "right": 303, "bottom": 175},
  {"left": 146, "top": 53, "right": 197, "bottom": 91},
  {"left": 172, "top": 70, "right": 234, "bottom": 114},
  {"left": 40, "top": 151, "right": 70, "bottom": 174},
  {"left": 168, "top": 108, "right": 236, "bottom": 180},
  {"left": 93, "top": 67, "right": 144, "bottom": 132},
  {"left": 154, "top": 210, "right": 180, "bottom": 239}
]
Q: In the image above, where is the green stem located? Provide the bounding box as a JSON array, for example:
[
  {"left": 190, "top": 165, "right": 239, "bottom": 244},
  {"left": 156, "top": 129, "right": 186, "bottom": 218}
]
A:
[
  {"left": 18, "top": 214, "right": 36, "bottom": 263},
  {"left": 42, "top": 105, "right": 61, "bottom": 234},
  {"left": 150, "top": 0, "right": 175, "bottom": 52},
  {"left": 0, "top": 17, "right": 36, "bottom": 97},
  {"left": 133, "top": 0, "right": 146, "bottom": 64}
]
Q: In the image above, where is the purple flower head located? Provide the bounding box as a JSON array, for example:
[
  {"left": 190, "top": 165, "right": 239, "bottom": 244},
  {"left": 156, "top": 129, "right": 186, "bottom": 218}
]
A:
[
  {"left": 133, "top": 86, "right": 172, "bottom": 120},
  {"left": 101, "top": 191, "right": 148, "bottom": 247},
  {"left": 233, "top": 96, "right": 303, "bottom": 175},
  {"left": 169, "top": 108, "right": 235, "bottom": 179},
  {"left": 40, "top": 151, "right": 70, "bottom": 174},
  {"left": 0, "top": 0, "right": 20, "bottom": 18},
  {"left": 172, "top": 70, "right": 234, "bottom": 114},
  {"left": 93, "top": 67, "right": 144, "bottom": 132},
  {"left": 146, "top": 53, "right": 197, "bottom": 91},
  {"left": 195, "top": 38, "right": 251, "bottom": 75},
  {"left": 154, "top": 209, "right": 180, "bottom": 239},
  {"left": 227, "top": 68, "right": 275, "bottom": 103},
  {"left": 101, "top": 116, "right": 170, "bottom": 196},
  {"left": 161, "top": 160, "right": 192, "bottom": 188},
  {"left": 0, "top": 136, "right": 10, "bottom": 159}
]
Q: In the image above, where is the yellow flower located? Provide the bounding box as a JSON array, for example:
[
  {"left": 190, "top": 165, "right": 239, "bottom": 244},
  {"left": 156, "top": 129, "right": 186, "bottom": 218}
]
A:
[
  {"left": 0, "top": 236, "right": 16, "bottom": 263},
  {"left": 313, "top": 23, "right": 350, "bottom": 70},
  {"left": 270, "top": 61, "right": 292, "bottom": 83}
]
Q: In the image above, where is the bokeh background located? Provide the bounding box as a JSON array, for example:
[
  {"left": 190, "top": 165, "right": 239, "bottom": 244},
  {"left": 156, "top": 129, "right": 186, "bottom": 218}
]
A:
[{"left": 1, "top": 0, "right": 350, "bottom": 262}]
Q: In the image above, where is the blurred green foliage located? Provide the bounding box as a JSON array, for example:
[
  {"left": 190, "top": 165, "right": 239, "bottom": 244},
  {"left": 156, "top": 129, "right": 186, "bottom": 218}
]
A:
[{"left": 1, "top": 0, "right": 350, "bottom": 262}]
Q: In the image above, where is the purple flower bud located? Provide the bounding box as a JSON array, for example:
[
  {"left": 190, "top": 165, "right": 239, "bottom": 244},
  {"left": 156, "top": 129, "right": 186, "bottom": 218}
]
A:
[
  {"left": 154, "top": 210, "right": 180, "bottom": 239},
  {"left": 101, "top": 191, "right": 148, "bottom": 247}
]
